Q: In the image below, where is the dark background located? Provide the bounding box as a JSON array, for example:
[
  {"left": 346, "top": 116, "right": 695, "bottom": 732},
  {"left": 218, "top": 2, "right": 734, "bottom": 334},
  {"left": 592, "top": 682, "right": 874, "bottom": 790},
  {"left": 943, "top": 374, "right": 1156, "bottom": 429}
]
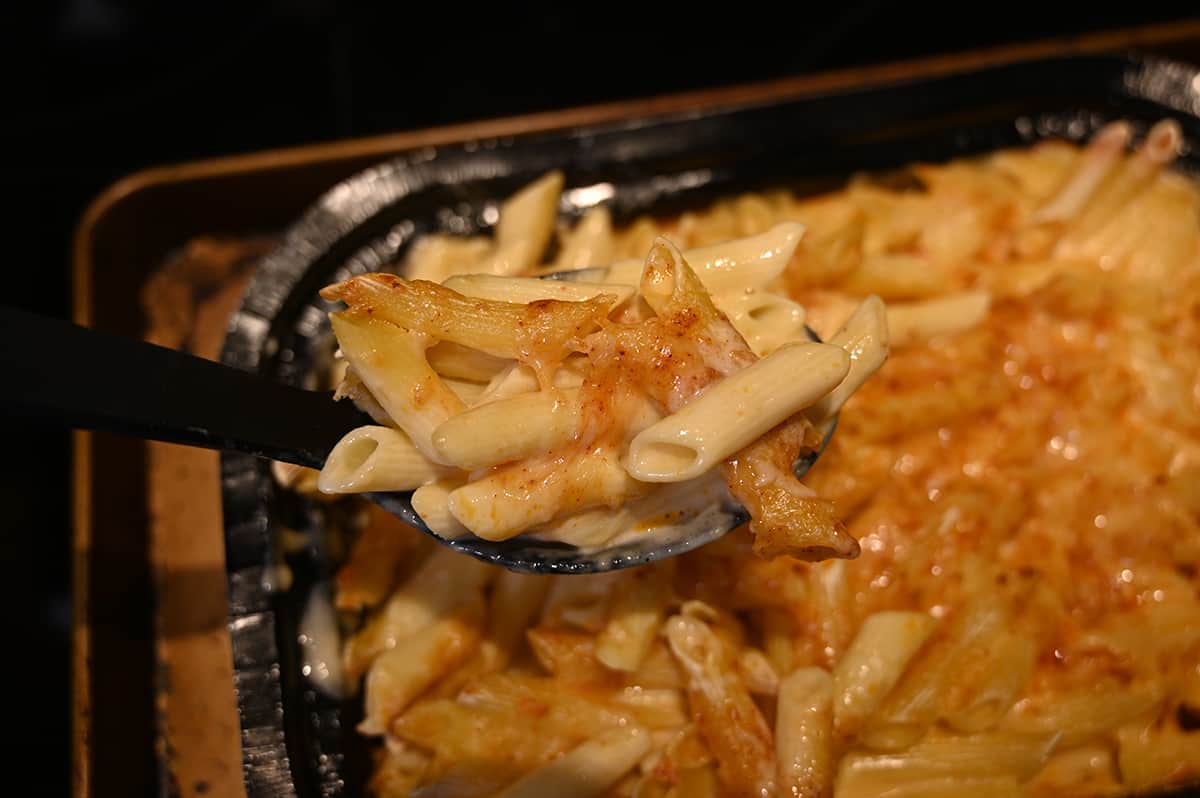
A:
[{"left": 11, "top": 3, "right": 1198, "bottom": 795}]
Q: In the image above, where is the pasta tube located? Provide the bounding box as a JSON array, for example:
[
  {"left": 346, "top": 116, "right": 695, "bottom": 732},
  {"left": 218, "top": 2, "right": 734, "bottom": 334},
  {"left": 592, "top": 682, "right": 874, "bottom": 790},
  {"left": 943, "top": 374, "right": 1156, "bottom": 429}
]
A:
[
  {"left": 318, "top": 425, "right": 448, "bottom": 494},
  {"left": 329, "top": 314, "right": 464, "bottom": 463},
  {"left": 625, "top": 342, "right": 850, "bottom": 482}
]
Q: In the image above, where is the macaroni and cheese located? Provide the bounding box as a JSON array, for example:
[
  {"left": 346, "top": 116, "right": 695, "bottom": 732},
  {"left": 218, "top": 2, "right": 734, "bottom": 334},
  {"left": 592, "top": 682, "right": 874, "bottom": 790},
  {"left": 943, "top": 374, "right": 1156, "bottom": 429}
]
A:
[{"left": 306, "top": 119, "right": 1200, "bottom": 797}]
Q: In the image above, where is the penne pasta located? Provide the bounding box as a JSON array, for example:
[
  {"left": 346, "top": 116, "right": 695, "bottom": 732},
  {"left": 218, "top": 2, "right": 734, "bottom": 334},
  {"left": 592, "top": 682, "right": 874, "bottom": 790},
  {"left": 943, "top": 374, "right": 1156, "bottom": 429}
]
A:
[
  {"left": 482, "top": 171, "right": 564, "bottom": 276},
  {"left": 834, "top": 730, "right": 1059, "bottom": 796},
  {"left": 553, "top": 205, "right": 615, "bottom": 271},
  {"left": 426, "top": 341, "right": 512, "bottom": 383},
  {"left": 884, "top": 291, "right": 990, "bottom": 347},
  {"left": 318, "top": 424, "right": 449, "bottom": 494},
  {"left": 715, "top": 288, "right": 810, "bottom": 356},
  {"left": 838, "top": 253, "right": 946, "bottom": 299},
  {"left": 1058, "top": 119, "right": 1182, "bottom": 252},
  {"left": 493, "top": 725, "right": 653, "bottom": 798},
  {"left": 604, "top": 221, "right": 806, "bottom": 294},
  {"left": 625, "top": 342, "right": 850, "bottom": 482},
  {"left": 403, "top": 233, "right": 493, "bottom": 284},
  {"left": 443, "top": 273, "right": 635, "bottom": 307},
  {"left": 804, "top": 295, "right": 889, "bottom": 423},
  {"left": 942, "top": 629, "right": 1037, "bottom": 733},
  {"left": 448, "top": 449, "right": 641, "bottom": 541},
  {"left": 775, "top": 667, "right": 835, "bottom": 798},
  {"left": 409, "top": 478, "right": 471, "bottom": 539},
  {"left": 478, "top": 570, "right": 552, "bottom": 671},
  {"left": 432, "top": 388, "right": 582, "bottom": 470},
  {"left": 477, "top": 358, "right": 586, "bottom": 403},
  {"left": 359, "top": 599, "right": 483, "bottom": 735},
  {"left": 664, "top": 613, "right": 775, "bottom": 798},
  {"left": 831, "top": 610, "right": 936, "bottom": 737},
  {"left": 334, "top": 505, "right": 432, "bottom": 611},
  {"left": 342, "top": 546, "right": 492, "bottom": 680},
  {"left": 329, "top": 314, "right": 465, "bottom": 463},
  {"left": 860, "top": 598, "right": 1007, "bottom": 750},
  {"left": 594, "top": 561, "right": 674, "bottom": 672},
  {"left": 323, "top": 273, "right": 612, "bottom": 368},
  {"left": 1001, "top": 681, "right": 1165, "bottom": 750},
  {"left": 1030, "top": 120, "right": 1132, "bottom": 223},
  {"left": 1116, "top": 719, "right": 1200, "bottom": 794}
]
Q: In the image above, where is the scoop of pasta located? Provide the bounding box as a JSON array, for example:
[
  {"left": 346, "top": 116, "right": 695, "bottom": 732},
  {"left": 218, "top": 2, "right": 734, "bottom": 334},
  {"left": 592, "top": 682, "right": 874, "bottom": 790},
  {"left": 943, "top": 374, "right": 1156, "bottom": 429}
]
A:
[{"left": 317, "top": 231, "right": 887, "bottom": 561}]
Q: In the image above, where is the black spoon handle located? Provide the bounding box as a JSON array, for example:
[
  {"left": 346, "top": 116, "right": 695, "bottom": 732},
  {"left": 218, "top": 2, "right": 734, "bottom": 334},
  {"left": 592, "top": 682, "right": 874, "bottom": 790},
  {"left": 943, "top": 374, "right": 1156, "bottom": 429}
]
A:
[{"left": 0, "top": 305, "right": 370, "bottom": 469}]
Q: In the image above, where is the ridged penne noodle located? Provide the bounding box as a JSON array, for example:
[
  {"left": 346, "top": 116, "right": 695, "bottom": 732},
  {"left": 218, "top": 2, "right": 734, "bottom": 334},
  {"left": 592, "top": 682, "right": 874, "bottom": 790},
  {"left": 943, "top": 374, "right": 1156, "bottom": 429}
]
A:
[
  {"left": 426, "top": 341, "right": 512, "bottom": 382},
  {"left": 449, "top": 449, "right": 640, "bottom": 541},
  {"left": 1026, "top": 743, "right": 1121, "bottom": 797},
  {"left": 410, "top": 478, "right": 471, "bottom": 540},
  {"left": 553, "top": 205, "right": 615, "bottom": 271},
  {"left": 525, "top": 628, "right": 613, "bottom": 685},
  {"left": 775, "top": 667, "right": 834, "bottom": 798},
  {"left": 594, "top": 560, "right": 674, "bottom": 672},
  {"left": 1076, "top": 597, "right": 1200, "bottom": 661},
  {"left": 493, "top": 725, "right": 653, "bottom": 798},
  {"left": 804, "top": 295, "right": 889, "bottom": 423},
  {"left": 368, "top": 740, "right": 430, "bottom": 797},
  {"left": 478, "top": 570, "right": 552, "bottom": 671},
  {"left": 1058, "top": 119, "right": 1182, "bottom": 252},
  {"left": 834, "top": 730, "right": 1059, "bottom": 796},
  {"left": 664, "top": 613, "right": 775, "bottom": 798},
  {"left": 334, "top": 505, "right": 432, "bottom": 611},
  {"left": 759, "top": 609, "right": 798, "bottom": 677},
  {"left": 942, "top": 629, "right": 1037, "bottom": 733},
  {"left": 715, "top": 289, "right": 810, "bottom": 356},
  {"left": 443, "top": 376, "right": 487, "bottom": 404},
  {"left": 611, "top": 686, "right": 689, "bottom": 729},
  {"left": 860, "top": 598, "right": 1007, "bottom": 750},
  {"left": 442, "top": 272, "right": 635, "bottom": 307},
  {"left": 604, "top": 221, "right": 806, "bottom": 294},
  {"left": 455, "top": 673, "right": 633, "bottom": 735},
  {"left": 801, "top": 560, "right": 853, "bottom": 669},
  {"left": 391, "top": 690, "right": 608, "bottom": 781},
  {"left": 831, "top": 611, "right": 936, "bottom": 737},
  {"left": 329, "top": 314, "right": 464, "bottom": 463},
  {"left": 785, "top": 204, "right": 865, "bottom": 290},
  {"left": 837, "top": 774, "right": 1023, "bottom": 798},
  {"left": 332, "top": 365, "right": 394, "bottom": 425},
  {"left": 432, "top": 388, "right": 581, "bottom": 470},
  {"left": 540, "top": 571, "right": 623, "bottom": 632},
  {"left": 636, "top": 237, "right": 758, "bottom": 377},
  {"left": 323, "top": 274, "right": 612, "bottom": 365},
  {"left": 359, "top": 599, "right": 483, "bottom": 735},
  {"left": 477, "top": 358, "right": 586, "bottom": 402},
  {"left": 1001, "top": 681, "right": 1165, "bottom": 749},
  {"left": 625, "top": 342, "right": 850, "bottom": 482},
  {"left": 838, "top": 253, "right": 947, "bottom": 299},
  {"left": 342, "top": 547, "right": 492, "bottom": 679},
  {"left": 738, "top": 649, "right": 779, "bottom": 695},
  {"left": 1116, "top": 720, "right": 1200, "bottom": 794},
  {"left": 481, "top": 171, "right": 564, "bottom": 276},
  {"left": 1030, "top": 121, "right": 1132, "bottom": 223},
  {"left": 528, "top": 470, "right": 724, "bottom": 550},
  {"left": 402, "top": 233, "right": 493, "bottom": 284},
  {"left": 318, "top": 425, "right": 448, "bottom": 494},
  {"left": 884, "top": 291, "right": 990, "bottom": 346}
]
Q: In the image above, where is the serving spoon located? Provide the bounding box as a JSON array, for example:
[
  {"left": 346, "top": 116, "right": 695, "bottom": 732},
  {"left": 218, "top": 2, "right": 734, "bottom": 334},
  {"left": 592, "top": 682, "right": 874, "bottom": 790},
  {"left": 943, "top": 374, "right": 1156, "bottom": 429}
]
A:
[{"left": 1, "top": 302, "right": 833, "bottom": 574}]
